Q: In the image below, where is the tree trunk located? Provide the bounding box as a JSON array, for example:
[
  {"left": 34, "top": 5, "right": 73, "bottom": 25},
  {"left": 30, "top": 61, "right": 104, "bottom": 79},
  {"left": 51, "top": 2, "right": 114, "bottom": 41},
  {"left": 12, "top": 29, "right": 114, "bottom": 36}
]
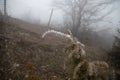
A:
[
  {"left": 4, "top": 0, "right": 7, "bottom": 16},
  {"left": 72, "top": 25, "right": 79, "bottom": 37},
  {"left": 72, "top": 16, "right": 81, "bottom": 37}
]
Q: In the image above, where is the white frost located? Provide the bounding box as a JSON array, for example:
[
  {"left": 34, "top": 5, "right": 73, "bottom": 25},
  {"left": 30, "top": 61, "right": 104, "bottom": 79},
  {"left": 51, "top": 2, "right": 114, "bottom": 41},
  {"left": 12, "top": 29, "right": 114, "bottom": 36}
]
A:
[
  {"left": 42, "top": 30, "right": 85, "bottom": 47},
  {"left": 42, "top": 30, "right": 72, "bottom": 40}
]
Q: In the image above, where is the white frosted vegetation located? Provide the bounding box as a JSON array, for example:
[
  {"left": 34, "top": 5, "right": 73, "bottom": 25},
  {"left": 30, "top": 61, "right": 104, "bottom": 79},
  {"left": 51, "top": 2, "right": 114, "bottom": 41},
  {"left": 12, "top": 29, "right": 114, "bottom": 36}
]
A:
[
  {"left": 42, "top": 29, "right": 112, "bottom": 80},
  {"left": 73, "top": 61, "right": 109, "bottom": 79},
  {"left": 42, "top": 29, "right": 86, "bottom": 58},
  {"left": 42, "top": 30, "right": 72, "bottom": 40},
  {"left": 42, "top": 29, "right": 85, "bottom": 47}
]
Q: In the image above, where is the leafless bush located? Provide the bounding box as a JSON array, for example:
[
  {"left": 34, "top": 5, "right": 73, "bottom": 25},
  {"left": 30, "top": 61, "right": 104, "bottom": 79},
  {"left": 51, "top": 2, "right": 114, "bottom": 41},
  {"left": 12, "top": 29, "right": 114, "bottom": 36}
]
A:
[
  {"left": 63, "top": 30, "right": 114, "bottom": 80},
  {"left": 42, "top": 29, "right": 115, "bottom": 80}
]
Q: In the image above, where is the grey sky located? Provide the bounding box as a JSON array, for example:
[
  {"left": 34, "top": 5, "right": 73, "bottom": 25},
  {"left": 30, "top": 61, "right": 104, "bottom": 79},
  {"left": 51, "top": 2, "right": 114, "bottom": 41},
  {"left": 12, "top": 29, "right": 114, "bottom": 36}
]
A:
[
  {"left": 7, "top": 0, "right": 63, "bottom": 24},
  {"left": 0, "top": 0, "right": 119, "bottom": 27}
]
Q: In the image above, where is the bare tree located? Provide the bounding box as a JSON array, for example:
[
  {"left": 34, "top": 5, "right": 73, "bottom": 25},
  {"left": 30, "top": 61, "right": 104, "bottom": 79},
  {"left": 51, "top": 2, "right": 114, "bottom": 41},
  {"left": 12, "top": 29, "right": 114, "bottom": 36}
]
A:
[
  {"left": 53, "top": 0, "right": 115, "bottom": 36},
  {"left": 4, "top": 0, "right": 7, "bottom": 16}
]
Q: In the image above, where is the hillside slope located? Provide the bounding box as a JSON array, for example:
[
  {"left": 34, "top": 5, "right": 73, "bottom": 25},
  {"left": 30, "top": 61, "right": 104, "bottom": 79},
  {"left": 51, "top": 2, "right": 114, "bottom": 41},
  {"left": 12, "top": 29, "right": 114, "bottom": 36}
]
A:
[
  {"left": 1, "top": 17, "right": 69, "bottom": 80},
  {"left": 0, "top": 17, "right": 110, "bottom": 80}
]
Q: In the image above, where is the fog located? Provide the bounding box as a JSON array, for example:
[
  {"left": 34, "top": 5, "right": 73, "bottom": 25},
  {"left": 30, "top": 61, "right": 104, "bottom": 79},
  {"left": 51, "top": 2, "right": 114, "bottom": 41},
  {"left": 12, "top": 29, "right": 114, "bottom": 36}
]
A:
[
  {"left": 7, "top": 0, "right": 63, "bottom": 24},
  {"left": 1, "top": 0, "right": 120, "bottom": 28}
]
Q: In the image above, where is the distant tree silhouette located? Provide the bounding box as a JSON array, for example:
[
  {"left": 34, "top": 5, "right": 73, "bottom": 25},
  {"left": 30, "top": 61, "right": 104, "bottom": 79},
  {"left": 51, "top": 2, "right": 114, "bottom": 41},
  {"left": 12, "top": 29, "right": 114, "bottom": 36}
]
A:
[
  {"left": 4, "top": 0, "right": 7, "bottom": 16},
  {"left": 53, "top": 0, "right": 115, "bottom": 37}
]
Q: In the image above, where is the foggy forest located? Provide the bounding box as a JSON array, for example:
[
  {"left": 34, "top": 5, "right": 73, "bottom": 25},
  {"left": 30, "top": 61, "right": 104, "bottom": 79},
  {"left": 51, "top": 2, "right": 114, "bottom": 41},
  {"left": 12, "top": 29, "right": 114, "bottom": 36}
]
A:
[{"left": 0, "top": 0, "right": 120, "bottom": 80}]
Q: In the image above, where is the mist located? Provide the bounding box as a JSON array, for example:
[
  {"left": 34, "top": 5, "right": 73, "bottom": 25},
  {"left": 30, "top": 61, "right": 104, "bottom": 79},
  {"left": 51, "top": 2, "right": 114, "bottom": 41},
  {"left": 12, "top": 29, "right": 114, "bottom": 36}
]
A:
[
  {"left": 7, "top": 0, "right": 63, "bottom": 24},
  {"left": 0, "top": 0, "right": 117, "bottom": 28},
  {"left": 4, "top": 0, "right": 120, "bottom": 45},
  {"left": 0, "top": 0, "right": 119, "bottom": 31}
]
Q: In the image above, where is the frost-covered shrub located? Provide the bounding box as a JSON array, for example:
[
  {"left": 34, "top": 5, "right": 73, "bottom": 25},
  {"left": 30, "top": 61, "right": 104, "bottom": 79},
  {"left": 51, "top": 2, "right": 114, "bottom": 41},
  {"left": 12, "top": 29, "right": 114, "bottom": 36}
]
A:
[
  {"left": 62, "top": 31, "right": 113, "bottom": 80},
  {"left": 42, "top": 29, "right": 114, "bottom": 80}
]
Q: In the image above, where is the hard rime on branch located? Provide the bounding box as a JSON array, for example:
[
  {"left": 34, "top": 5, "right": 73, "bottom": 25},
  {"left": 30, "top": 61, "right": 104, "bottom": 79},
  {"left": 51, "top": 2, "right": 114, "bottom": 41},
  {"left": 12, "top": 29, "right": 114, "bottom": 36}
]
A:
[
  {"left": 42, "top": 29, "right": 115, "bottom": 80},
  {"left": 42, "top": 29, "right": 85, "bottom": 47},
  {"left": 63, "top": 32, "right": 112, "bottom": 80}
]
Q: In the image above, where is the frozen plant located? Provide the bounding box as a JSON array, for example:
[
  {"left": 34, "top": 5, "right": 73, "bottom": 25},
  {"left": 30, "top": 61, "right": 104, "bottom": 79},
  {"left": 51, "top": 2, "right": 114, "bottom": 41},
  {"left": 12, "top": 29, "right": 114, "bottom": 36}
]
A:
[
  {"left": 42, "top": 29, "right": 85, "bottom": 47},
  {"left": 42, "top": 29, "right": 114, "bottom": 80},
  {"left": 63, "top": 31, "right": 113, "bottom": 80}
]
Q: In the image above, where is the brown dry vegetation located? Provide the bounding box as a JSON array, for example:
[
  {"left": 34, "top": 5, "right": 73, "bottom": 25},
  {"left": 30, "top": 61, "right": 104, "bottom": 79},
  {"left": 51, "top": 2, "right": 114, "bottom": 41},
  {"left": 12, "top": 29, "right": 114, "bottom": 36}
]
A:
[
  {"left": 0, "top": 17, "right": 68, "bottom": 80},
  {"left": 0, "top": 17, "right": 111, "bottom": 80}
]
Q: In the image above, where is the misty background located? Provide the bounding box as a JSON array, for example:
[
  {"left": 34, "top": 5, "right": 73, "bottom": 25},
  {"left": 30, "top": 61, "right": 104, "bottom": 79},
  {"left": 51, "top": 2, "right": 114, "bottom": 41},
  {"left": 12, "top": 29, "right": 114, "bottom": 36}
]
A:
[
  {"left": 0, "top": 0, "right": 120, "bottom": 47},
  {"left": 1, "top": 0, "right": 64, "bottom": 25},
  {"left": 0, "top": 0, "right": 120, "bottom": 27}
]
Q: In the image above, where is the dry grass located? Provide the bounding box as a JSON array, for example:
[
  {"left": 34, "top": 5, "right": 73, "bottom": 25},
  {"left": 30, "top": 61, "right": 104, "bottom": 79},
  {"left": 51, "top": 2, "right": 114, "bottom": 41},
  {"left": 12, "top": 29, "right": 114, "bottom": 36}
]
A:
[{"left": 0, "top": 17, "right": 114, "bottom": 80}]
